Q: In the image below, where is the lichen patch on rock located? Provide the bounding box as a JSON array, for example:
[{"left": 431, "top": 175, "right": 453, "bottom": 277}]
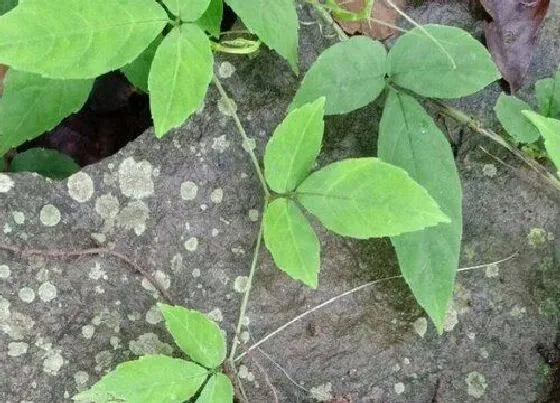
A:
[
  {"left": 67, "top": 172, "right": 94, "bottom": 203},
  {"left": 39, "top": 204, "right": 61, "bottom": 227},
  {"left": 118, "top": 157, "right": 155, "bottom": 199},
  {"left": 0, "top": 173, "right": 14, "bottom": 192},
  {"left": 180, "top": 181, "right": 198, "bottom": 201}
]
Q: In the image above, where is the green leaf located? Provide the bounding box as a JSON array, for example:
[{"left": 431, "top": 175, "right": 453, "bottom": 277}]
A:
[
  {"left": 163, "top": 0, "right": 211, "bottom": 22},
  {"left": 149, "top": 24, "right": 213, "bottom": 137},
  {"left": 378, "top": 90, "right": 462, "bottom": 333},
  {"left": 0, "top": 70, "right": 93, "bottom": 155},
  {"left": 121, "top": 35, "right": 163, "bottom": 93},
  {"left": 196, "top": 373, "right": 234, "bottom": 403},
  {"left": 11, "top": 148, "right": 79, "bottom": 179},
  {"left": 388, "top": 24, "right": 500, "bottom": 98},
  {"left": 263, "top": 198, "right": 320, "bottom": 288},
  {"left": 73, "top": 355, "right": 208, "bottom": 403},
  {"left": 0, "top": 0, "right": 168, "bottom": 79},
  {"left": 265, "top": 98, "right": 325, "bottom": 193},
  {"left": 535, "top": 69, "right": 560, "bottom": 118},
  {"left": 296, "top": 158, "right": 450, "bottom": 239},
  {"left": 158, "top": 304, "right": 226, "bottom": 369},
  {"left": 522, "top": 111, "right": 560, "bottom": 176},
  {"left": 225, "top": 0, "right": 298, "bottom": 72},
  {"left": 290, "top": 36, "right": 387, "bottom": 115},
  {"left": 494, "top": 93, "right": 540, "bottom": 144},
  {"left": 197, "top": 0, "right": 223, "bottom": 37},
  {"left": 0, "top": 0, "right": 17, "bottom": 15}
]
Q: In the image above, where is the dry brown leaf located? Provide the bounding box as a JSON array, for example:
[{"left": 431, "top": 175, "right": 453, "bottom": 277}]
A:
[{"left": 334, "top": 0, "right": 408, "bottom": 40}]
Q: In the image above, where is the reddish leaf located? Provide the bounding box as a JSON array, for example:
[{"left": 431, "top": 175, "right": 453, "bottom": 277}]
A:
[
  {"left": 480, "top": 0, "right": 550, "bottom": 92},
  {"left": 334, "top": 0, "right": 408, "bottom": 40}
]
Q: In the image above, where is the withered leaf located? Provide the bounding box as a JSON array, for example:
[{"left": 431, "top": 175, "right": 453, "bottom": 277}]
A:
[{"left": 480, "top": 0, "right": 550, "bottom": 92}]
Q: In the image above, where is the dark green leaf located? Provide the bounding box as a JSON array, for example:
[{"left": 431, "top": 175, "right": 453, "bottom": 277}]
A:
[
  {"left": 535, "top": 69, "right": 560, "bottom": 118},
  {"left": 11, "top": 148, "right": 79, "bottom": 179},
  {"left": 494, "top": 93, "right": 540, "bottom": 143},
  {"left": 197, "top": 0, "right": 223, "bottom": 37},
  {"left": 121, "top": 35, "right": 163, "bottom": 93},
  {"left": 0, "top": 0, "right": 17, "bottom": 15}
]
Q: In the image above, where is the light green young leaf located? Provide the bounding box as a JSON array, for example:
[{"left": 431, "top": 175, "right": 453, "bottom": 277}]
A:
[
  {"left": 523, "top": 111, "right": 560, "bottom": 176},
  {"left": 196, "top": 373, "right": 234, "bottom": 403},
  {"left": 0, "top": 0, "right": 168, "bottom": 79},
  {"left": 158, "top": 304, "right": 226, "bottom": 369},
  {"left": 378, "top": 90, "right": 462, "bottom": 333},
  {"left": 535, "top": 69, "right": 560, "bottom": 118},
  {"left": 163, "top": 0, "right": 211, "bottom": 22},
  {"left": 290, "top": 37, "right": 387, "bottom": 115},
  {"left": 296, "top": 158, "right": 450, "bottom": 239},
  {"left": 225, "top": 0, "right": 298, "bottom": 71},
  {"left": 11, "top": 148, "right": 79, "bottom": 179},
  {"left": 121, "top": 35, "right": 163, "bottom": 93},
  {"left": 263, "top": 198, "right": 320, "bottom": 288},
  {"left": 149, "top": 24, "right": 213, "bottom": 137},
  {"left": 0, "top": 0, "right": 17, "bottom": 15},
  {"left": 494, "top": 93, "right": 540, "bottom": 144},
  {"left": 197, "top": 0, "right": 223, "bottom": 37},
  {"left": 73, "top": 355, "right": 208, "bottom": 403},
  {"left": 265, "top": 98, "right": 325, "bottom": 193},
  {"left": 0, "top": 70, "right": 93, "bottom": 155},
  {"left": 388, "top": 24, "right": 500, "bottom": 98}
]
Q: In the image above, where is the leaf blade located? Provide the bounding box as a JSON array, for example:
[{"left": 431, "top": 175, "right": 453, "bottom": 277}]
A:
[
  {"left": 264, "top": 98, "right": 325, "bottom": 193},
  {"left": 0, "top": 0, "right": 168, "bottom": 79},
  {"left": 225, "top": 0, "right": 298, "bottom": 71},
  {"left": 494, "top": 93, "right": 540, "bottom": 143},
  {"left": 163, "top": 0, "right": 211, "bottom": 22},
  {"left": 535, "top": 69, "right": 560, "bottom": 118},
  {"left": 388, "top": 24, "right": 500, "bottom": 98},
  {"left": 11, "top": 148, "right": 80, "bottom": 179},
  {"left": 149, "top": 24, "right": 214, "bottom": 137},
  {"left": 296, "top": 158, "right": 450, "bottom": 239},
  {"left": 196, "top": 373, "right": 234, "bottom": 403},
  {"left": 158, "top": 304, "right": 226, "bottom": 369},
  {"left": 197, "top": 0, "right": 223, "bottom": 37},
  {"left": 378, "top": 90, "right": 462, "bottom": 333},
  {"left": 263, "top": 198, "right": 320, "bottom": 288},
  {"left": 73, "top": 355, "right": 208, "bottom": 403},
  {"left": 121, "top": 34, "right": 163, "bottom": 93},
  {"left": 522, "top": 111, "right": 560, "bottom": 176},
  {"left": 290, "top": 36, "right": 387, "bottom": 115}
]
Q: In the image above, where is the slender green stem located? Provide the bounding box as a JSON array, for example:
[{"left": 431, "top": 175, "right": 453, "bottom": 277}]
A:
[
  {"left": 213, "top": 76, "right": 270, "bottom": 198},
  {"left": 229, "top": 217, "right": 265, "bottom": 362}
]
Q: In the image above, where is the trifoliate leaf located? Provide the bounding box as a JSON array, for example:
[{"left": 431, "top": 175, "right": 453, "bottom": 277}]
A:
[
  {"left": 11, "top": 148, "right": 79, "bottom": 179},
  {"left": 0, "top": 0, "right": 168, "bottom": 79},
  {"left": 296, "top": 158, "right": 450, "bottom": 239},
  {"left": 264, "top": 98, "right": 325, "bottom": 193},
  {"left": 494, "top": 93, "right": 540, "bottom": 143},
  {"left": 264, "top": 198, "right": 320, "bottom": 288}
]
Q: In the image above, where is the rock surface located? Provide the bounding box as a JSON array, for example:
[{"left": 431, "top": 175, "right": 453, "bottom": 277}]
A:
[{"left": 1, "top": 2, "right": 560, "bottom": 402}]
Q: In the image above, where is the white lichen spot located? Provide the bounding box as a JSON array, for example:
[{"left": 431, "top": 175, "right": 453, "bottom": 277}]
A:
[
  {"left": 413, "top": 317, "right": 428, "bottom": 338},
  {"left": 231, "top": 247, "right": 245, "bottom": 256},
  {"left": 0, "top": 265, "right": 10, "bottom": 279},
  {"left": 74, "top": 371, "right": 89, "bottom": 387},
  {"left": 394, "top": 382, "right": 405, "bottom": 395},
  {"left": 95, "top": 194, "right": 120, "bottom": 220},
  {"left": 468, "top": 332, "right": 476, "bottom": 341},
  {"left": 116, "top": 201, "right": 149, "bottom": 235},
  {"left": 234, "top": 276, "right": 249, "bottom": 293},
  {"left": 12, "top": 211, "right": 25, "bottom": 225},
  {"left": 482, "top": 163, "right": 497, "bottom": 177},
  {"left": 218, "top": 61, "right": 236, "bottom": 78},
  {"left": 192, "top": 268, "right": 201, "bottom": 278},
  {"left": 238, "top": 364, "right": 250, "bottom": 379},
  {"left": 129, "top": 333, "right": 173, "bottom": 355},
  {"left": 95, "top": 350, "right": 114, "bottom": 372},
  {"left": 240, "top": 331, "right": 250, "bottom": 343},
  {"left": 81, "top": 325, "right": 95, "bottom": 339},
  {"left": 154, "top": 270, "right": 171, "bottom": 290},
  {"left": 0, "top": 173, "right": 14, "bottom": 192},
  {"left": 89, "top": 262, "right": 108, "bottom": 280},
  {"left": 310, "top": 382, "right": 333, "bottom": 401},
  {"left": 210, "top": 188, "right": 223, "bottom": 204},
  {"left": 95, "top": 285, "right": 105, "bottom": 294},
  {"left": 241, "top": 316, "right": 250, "bottom": 327},
  {"left": 110, "top": 336, "right": 121, "bottom": 350},
  {"left": 200, "top": 203, "right": 208, "bottom": 211},
  {"left": 180, "top": 181, "right": 198, "bottom": 201},
  {"left": 443, "top": 306, "right": 458, "bottom": 332},
  {"left": 3, "top": 222, "right": 12, "bottom": 233},
  {"left": 212, "top": 135, "right": 230, "bottom": 153},
  {"left": 0, "top": 296, "right": 10, "bottom": 322},
  {"left": 510, "top": 305, "right": 527, "bottom": 317},
  {"left": 211, "top": 228, "right": 219, "bottom": 237},
  {"left": 466, "top": 371, "right": 488, "bottom": 399},
  {"left": 242, "top": 137, "right": 256, "bottom": 153},
  {"left": 141, "top": 278, "right": 156, "bottom": 292},
  {"left": 403, "top": 358, "right": 410, "bottom": 365},
  {"left": 528, "top": 228, "right": 547, "bottom": 248},
  {"left": 118, "top": 157, "right": 154, "bottom": 199},
  {"left": 480, "top": 348, "right": 489, "bottom": 359},
  {"left": 43, "top": 351, "right": 64, "bottom": 375},
  {"left": 145, "top": 305, "right": 163, "bottom": 324},
  {"left": 91, "top": 233, "right": 106, "bottom": 244},
  {"left": 207, "top": 308, "right": 223, "bottom": 322},
  {"left": 39, "top": 204, "right": 61, "bottom": 227},
  {"left": 18, "top": 287, "right": 35, "bottom": 303},
  {"left": 184, "top": 237, "right": 199, "bottom": 252},
  {"left": 67, "top": 172, "right": 94, "bottom": 202},
  {"left": 218, "top": 96, "right": 237, "bottom": 117},
  {"left": 248, "top": 209, "right": 259, "bottom": 222},
  {"left": 8, "top": 341, "right": 29, "bottom": 356},
  {"left": 485, "top": 263, "right": 500, "bottom": 278},
  {"left": 171, "top": 253, "right": 183, "bottom": 273},
  {"left": 38, "top": 282, "right": 57, "bottom": 302}
]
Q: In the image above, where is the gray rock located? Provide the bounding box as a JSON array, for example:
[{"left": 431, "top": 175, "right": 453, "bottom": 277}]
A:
[{"left": 1, "top": 3, "right": 560, "bottom": 402}]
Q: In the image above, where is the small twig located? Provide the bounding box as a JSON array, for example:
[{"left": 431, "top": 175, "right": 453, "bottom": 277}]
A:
[
  {"left": 249, "top": 352, "right": 280, "bottom": 403},
  {"left": 256, "top": 347, "right": 310, "bottom": 393},
  {"left": 235, "top": 252, "right": 519, "bottom": 361},
  {"left": 457, "top": 251, "right": 518, "bottom": 272},
  {"left": 0, "top": 243, "right": 175, "bottom": 304}
]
